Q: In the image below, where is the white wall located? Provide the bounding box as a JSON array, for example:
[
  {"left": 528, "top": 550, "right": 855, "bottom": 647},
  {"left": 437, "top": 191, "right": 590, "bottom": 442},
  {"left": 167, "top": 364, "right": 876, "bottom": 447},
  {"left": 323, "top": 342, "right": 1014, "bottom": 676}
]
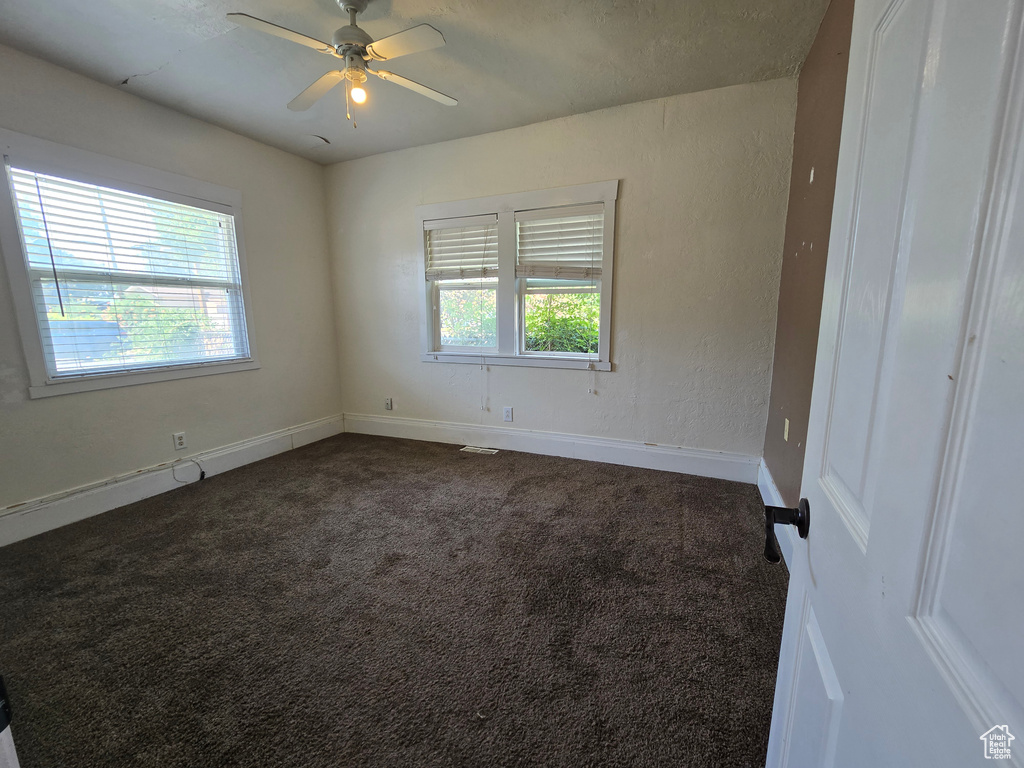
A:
[
  {"left": 326, "top": 78, "right": 796, "bottom": 457},
  {"left": 0, "top": 45, "right": 343, "bottom": 508}
]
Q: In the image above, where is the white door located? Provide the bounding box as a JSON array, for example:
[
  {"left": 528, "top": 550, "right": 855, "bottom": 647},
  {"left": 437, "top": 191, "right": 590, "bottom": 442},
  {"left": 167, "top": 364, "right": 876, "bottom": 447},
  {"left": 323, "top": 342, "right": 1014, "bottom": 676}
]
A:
[
  {"left": 0, "top": 730, "right": 18, "bottom": 768},
  {"left": 766, "top": 0, "right": 1024, "bottom": 765}
]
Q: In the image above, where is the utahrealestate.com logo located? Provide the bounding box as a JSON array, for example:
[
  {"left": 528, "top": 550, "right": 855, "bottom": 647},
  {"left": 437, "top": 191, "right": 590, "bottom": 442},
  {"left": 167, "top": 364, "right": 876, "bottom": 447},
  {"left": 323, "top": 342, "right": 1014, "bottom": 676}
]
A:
[{"left": 980, "top": 725, "right": 1015, "bottom": 760}]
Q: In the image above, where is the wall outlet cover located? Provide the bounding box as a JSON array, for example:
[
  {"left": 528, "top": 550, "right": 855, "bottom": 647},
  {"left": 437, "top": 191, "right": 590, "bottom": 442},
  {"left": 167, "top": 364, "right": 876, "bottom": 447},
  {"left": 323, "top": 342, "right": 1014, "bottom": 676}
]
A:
[
  {"left": 173, "top": 432, "right": 187, "bottom": 450},
  {"left": 503, "top": 407, "right": 513, "bottom": 422}
]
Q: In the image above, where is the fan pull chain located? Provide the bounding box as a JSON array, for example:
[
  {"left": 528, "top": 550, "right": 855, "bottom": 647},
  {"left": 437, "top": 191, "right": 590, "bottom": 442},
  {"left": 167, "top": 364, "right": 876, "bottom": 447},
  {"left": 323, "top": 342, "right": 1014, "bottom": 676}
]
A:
[{"left": 345, "top": 81, "right": 357, "bottom": 129}]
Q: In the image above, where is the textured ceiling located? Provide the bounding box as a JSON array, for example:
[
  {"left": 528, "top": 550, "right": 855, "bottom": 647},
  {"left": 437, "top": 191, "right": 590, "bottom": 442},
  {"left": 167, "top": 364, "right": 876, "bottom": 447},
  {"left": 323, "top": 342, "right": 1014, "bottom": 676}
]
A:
[{"left": 0, "top": 0, "right": 829, "bottom": 163}]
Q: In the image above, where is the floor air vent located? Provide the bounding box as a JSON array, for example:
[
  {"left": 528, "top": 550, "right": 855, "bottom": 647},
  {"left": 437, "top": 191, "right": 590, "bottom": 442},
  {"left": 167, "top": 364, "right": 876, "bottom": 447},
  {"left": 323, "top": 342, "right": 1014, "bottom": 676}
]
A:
[{"left": 460, "top": 446, "right": 499, "bottom": 454}]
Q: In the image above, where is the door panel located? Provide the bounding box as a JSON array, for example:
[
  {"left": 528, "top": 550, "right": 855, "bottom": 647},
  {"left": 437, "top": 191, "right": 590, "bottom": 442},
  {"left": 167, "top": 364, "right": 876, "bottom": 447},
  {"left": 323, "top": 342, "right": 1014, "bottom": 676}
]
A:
[
  {"left": 909, "top": 67, "right": 1024, "bottom": 738},
  {"left": 820, "top": 0, "right": 931, "bottom": 551},
  {"left": 780, "top": 595, "right": 844, "bottom": 768}
]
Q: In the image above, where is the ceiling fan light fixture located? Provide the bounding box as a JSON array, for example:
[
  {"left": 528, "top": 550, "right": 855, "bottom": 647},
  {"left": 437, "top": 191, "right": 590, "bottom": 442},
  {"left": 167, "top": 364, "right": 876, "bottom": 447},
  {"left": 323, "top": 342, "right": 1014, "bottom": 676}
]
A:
[
  {"left": 230, "top": 0, "right": 457, "bottom": 112},
  {"left": 345, "top": 61, "right": 368, "bottom": 104}
]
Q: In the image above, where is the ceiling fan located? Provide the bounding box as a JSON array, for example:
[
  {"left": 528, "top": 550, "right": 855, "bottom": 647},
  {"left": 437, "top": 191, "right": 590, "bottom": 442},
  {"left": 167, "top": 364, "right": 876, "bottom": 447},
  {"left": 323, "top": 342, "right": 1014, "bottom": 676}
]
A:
[{"left": 227, "top": 0, "right": 457, "bottom": 114}]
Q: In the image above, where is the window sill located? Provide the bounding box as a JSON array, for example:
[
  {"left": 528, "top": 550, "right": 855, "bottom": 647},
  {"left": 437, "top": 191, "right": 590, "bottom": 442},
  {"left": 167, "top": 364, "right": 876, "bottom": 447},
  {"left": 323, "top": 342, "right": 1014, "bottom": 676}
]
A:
[
  {"left": 28, "top": 358, "right": 260, "bottom": 399},
  {"left": 420, "top": 353, "right": 611, "bottom": 371}
]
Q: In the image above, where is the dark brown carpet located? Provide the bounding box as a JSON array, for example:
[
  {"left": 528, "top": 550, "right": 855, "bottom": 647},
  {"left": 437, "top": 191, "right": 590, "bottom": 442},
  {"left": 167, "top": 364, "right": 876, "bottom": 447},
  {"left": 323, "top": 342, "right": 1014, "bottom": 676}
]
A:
[{"left": 0, "top": 433, "right": 788, "bottom": 767}]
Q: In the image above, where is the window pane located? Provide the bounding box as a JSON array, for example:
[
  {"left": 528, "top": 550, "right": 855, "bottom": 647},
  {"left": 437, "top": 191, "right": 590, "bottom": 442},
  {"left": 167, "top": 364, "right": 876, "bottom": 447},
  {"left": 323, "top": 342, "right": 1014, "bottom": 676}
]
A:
[
  {"left": 522, "top": 279, "right": 599, "bottom": 354},
  {"left": 37, "top": 279, "right": 245, "bottom": 375},
  {"left": 438, "top": 278, "right": 497, "bottom": 348},
  {"left": 9, "top": 167, "right": 249, "bottom": 378}
]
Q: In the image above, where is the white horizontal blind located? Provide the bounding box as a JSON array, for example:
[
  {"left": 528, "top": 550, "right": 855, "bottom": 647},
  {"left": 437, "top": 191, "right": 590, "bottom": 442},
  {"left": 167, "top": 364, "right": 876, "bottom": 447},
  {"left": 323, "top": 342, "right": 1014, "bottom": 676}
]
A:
[
  {"left": 10, "top": 168, "right": 250, "bottom": 378},
  {"left": 424, "top": 214, "right": 498, "bottom": 281},
  {"left": 515, "top": 203, "right": 604, "bottom": 279},
  {"left": 522, "top": 278, "right": 598, "bottom": 295}
]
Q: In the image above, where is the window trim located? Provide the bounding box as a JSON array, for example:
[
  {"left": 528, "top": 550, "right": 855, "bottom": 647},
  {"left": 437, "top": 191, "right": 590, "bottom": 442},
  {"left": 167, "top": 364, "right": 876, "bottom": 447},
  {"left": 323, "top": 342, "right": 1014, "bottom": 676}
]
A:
[
  {"left": 415, "top": 180, "right": 618, "bottom": 371},
  {"left": 0, "top": 128, "right": 259, "bottom": 399}
]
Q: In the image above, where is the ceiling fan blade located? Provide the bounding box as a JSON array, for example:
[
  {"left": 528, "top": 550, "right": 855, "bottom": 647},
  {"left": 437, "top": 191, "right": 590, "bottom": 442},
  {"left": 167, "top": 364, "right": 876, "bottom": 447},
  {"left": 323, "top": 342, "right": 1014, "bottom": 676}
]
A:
[
  {"left": 288, "top": 71, "right": 346, "bottom": 111},
  {"left": 373, "top": 70, "right": 457, "bottom": 106},
  {"left": 227, "top": 13, "right": 334, "bottom": 55},
  {"left": 365, "top": 24, "right": 445, "bottom": 61}
]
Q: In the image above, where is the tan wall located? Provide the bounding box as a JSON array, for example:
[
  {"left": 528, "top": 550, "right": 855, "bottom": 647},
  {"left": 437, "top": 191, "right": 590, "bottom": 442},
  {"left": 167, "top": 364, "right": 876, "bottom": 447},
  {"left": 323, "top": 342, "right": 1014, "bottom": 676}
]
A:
[
  {"left": 0, "top": 45, "right": 343, "bottom": 507},
  {"left": 762, "top": 0, "right": 856, "bottom": 504},
  {"left": 326, "top": 78, "right": 797, "bottom": 457}
]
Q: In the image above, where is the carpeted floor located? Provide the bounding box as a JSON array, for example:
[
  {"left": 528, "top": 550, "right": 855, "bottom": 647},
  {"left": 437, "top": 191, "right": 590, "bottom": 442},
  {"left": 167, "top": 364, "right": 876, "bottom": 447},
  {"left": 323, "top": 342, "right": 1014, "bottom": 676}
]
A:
[{"left": 0, "top": 434, "right": 788, "bottom": 767}]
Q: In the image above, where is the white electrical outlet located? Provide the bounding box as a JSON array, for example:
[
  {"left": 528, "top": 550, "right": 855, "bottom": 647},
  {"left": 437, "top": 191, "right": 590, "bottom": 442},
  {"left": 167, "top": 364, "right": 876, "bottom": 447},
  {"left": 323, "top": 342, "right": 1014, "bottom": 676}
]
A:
[
  {"left": 503, "top": 407, "right": 513, "bottom": 422},
  {"left": 385, "top": 398, "right": 393, "bottom": 411},
  {"left": 173, "top": 432, "right": 187, "bottom": 450},
  {"left": 784, "top": 418, "right": 790, "bottom": 442}
]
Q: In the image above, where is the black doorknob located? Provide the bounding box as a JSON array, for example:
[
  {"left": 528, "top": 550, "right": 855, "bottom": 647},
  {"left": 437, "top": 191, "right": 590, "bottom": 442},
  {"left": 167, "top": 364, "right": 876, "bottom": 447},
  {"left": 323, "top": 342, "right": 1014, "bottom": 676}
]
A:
[{"left": 763, "top": 499, "right": 810, "bottom": 564}]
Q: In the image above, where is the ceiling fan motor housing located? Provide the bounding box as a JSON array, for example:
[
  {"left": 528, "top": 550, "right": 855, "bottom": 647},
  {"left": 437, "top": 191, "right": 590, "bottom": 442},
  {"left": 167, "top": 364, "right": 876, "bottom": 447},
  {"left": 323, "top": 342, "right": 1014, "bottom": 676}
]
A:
[
  {"left": 336, "top": 0, "right": 370, "bottom": 13},
  {"left": 332, "top": 24, "right": 373, "bottom": 51}
]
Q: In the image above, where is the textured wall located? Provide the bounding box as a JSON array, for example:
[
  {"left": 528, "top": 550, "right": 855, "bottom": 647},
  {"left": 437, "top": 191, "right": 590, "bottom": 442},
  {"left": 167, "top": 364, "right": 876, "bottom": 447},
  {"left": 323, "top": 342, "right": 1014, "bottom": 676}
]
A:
[
  {"left": 325, "top": 78, "right": 796, "bottom": 457},
  {"left": 0, "top": 45, "right": 343, "bottom": 508},
  {"left": 762, "top": 0, "right": 856, "bottom": 504}
]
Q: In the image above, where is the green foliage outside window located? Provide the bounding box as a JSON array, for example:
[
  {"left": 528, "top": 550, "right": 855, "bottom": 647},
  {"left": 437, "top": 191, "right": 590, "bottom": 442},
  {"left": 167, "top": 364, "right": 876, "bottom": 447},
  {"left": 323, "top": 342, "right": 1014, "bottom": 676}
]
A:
[
  {"left": 102, "top": 292, "right": 217, "bottom": 361},
  {"left": 524, "top": 290, "right": 599, "bottom": 354},
  {"left": 45, "top": 284, "right": 219, "bottom": 363},
  {"left": 439, "top": 284, "right": 497, "bottom": 347}
]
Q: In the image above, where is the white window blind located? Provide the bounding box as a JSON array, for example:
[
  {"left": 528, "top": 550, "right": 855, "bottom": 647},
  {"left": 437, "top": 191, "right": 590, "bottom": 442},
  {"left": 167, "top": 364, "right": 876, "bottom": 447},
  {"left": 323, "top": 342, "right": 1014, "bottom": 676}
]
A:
[
  {"left": 515, "top": 203, "right": 604, "bottom": 280},
  {"left": 424, "top": 214, "right": 499, "bottom": 281},
  {"left": 10, "top": 168, "right": 250, "bottom": 378}
]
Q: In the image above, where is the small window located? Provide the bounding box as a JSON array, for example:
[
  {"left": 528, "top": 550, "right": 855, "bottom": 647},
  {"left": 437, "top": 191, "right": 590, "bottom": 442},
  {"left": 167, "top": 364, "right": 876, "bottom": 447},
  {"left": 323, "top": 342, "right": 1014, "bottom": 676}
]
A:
[
  {"left": 0, "top": 130, "right": 257, "bottom": 398},
  {"left": 437, "top": 278, "right": 498, "bottom": 348},
  {"left": 516, "top": 205, "right": 603, "bottom": 357},
  {"left": 417, "top": 181, "right": 617, "bottom": 370},
  {"left": 521, "top": 278, "right": 600, "bottom": 355},
  {"left": 425, "top": 215, "right": 498, "bottom": 351}
]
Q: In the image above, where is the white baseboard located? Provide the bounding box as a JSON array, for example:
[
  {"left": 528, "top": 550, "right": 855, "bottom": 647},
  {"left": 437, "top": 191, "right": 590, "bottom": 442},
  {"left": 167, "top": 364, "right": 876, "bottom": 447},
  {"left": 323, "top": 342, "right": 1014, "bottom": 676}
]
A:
[
  {"left": 343, "top": 413, "right": 759, "bottom": 484},
  {"left": 0, "top": 414, "right": 344, "bottom": 548},
  {"left": 757, "top": 458, "right": 785, "bottom": 507},
  {"left": 758, "top": 458, "right": 795, "bottom": 566}
]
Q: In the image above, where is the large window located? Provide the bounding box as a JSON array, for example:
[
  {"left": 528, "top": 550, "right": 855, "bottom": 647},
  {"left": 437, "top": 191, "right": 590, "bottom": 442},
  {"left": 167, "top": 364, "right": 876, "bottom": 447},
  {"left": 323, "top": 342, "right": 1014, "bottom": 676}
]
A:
[
  {"left": 0, "top": 129, "right": 257, "bottom": 398},
  {"left": 418, "top": 181, "right": 617, "bottom": 370}
]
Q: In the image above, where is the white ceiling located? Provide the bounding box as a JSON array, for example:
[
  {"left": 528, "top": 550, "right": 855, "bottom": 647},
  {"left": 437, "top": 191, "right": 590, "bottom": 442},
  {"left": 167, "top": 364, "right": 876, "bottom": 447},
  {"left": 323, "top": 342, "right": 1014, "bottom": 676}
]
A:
[{"left": 0, "top": 0, "right": 829, "bottom": 164}]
